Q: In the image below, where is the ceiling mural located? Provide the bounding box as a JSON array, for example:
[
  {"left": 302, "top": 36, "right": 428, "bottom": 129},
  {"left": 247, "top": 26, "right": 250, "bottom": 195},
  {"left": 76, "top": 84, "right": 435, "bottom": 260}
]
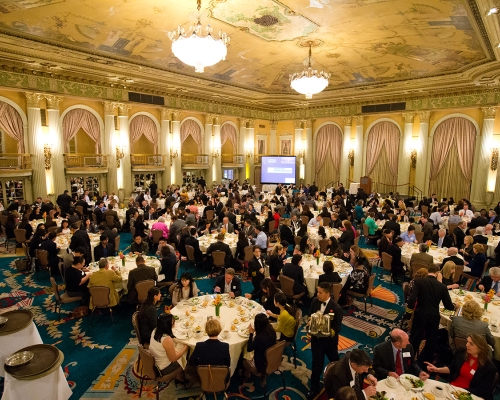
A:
[{"left": 0, "top": 0, "right": 494, "bottom": 106}]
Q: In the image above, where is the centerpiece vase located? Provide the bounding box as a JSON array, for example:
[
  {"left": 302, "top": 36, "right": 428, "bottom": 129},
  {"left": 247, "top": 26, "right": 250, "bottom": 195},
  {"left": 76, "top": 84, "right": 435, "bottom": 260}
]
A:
[
  {"left": 484, "top": 303, "right": 489, "bottom": 313},
  {"left": 316, "top": 257, "right": 319, "bottom": 265},
  {"left": 122, "top": 258, "right": 125, "bottom": 267},
  {"left": 215, "top": 304, "right": 221, "bottom": 317}
]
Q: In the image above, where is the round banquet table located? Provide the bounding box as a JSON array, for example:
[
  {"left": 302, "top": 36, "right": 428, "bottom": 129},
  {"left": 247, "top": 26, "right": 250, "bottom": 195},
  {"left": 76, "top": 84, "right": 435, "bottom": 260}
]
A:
[
  {"left": 29, "top": 217, "right": 64, "bottom": 230},
  {"left": 286, "top": 255, "right": 352, "bottom": 297},
  {"left": 441, "top": 289, "right": 500, "bottom": 360},
  {"left": 307, "top": 226, "right": 343, "bottom": 248},
  {"left": 376, "top": 377, "right": 481, "bottom": 400},
  {"left": 400, "top": 243, "right": 465, "bottom": 269},
  {"left": 170, "top": 296, "right": 263, "bottom": 375},
  {"left": 485, "top": 235, "right": 500, "bottom": 258},
  {"left": 87, "top": 255, "right": 161, "bottom": 294},
  {"left": 198, "top": 233, "right": 238, "bottom": 256},
  {"left": 0, "top": 321, "right": 42, "bottom": 377},
  {"left": 55, "top": 233, "right": 101, "bottom": 262}
]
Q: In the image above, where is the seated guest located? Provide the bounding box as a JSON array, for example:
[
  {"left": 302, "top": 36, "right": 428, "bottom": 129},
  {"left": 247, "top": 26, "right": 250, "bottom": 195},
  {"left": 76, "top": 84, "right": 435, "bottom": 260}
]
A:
[
  {"left": 459, "top": 235, "right": 475, "bottom": 262},
  {"left": 268, "top": 243, "right": 286, "bottom": 281},
  {"left": 410, "top": 243, "right": 433, "bottom": 273},
  {"left": 266, "top": 292, "right": 296, "bottom": 342},
  {"left": 373, "top": 328, "right": 428, "bottom": 380},
  {"left": 308, "top": 215, "right": 323, "bottom": 228},
  {"left": 450, "top": 300, "right": 495, "bottom": 348},
  {"left": 184, "top": 227, "right": 204, "bottom": 265},
  {"left": 257, "top": 278, "right": 281, "bottom": 318},
  {"left": 243, "top": 313, "right": 277, "bottom": 377},
  {"left": 382, "top": 215, "right": 400, "bottom": 237},
  {"left": 246, "top": 246, "right": 266, "bottom": 300},
  {"left": 150, "top": 216, "right": 169, "bottom": 239},
  {"left": 149, "top": 314, "right": 189, "bottom": 377},
  {"left": 206, "top": 233, "right": 232, "bottom": 267},
  {"left": 159, "top": 245, "right": 177, "bottom": 283},
  {"left": 213, "top": 268, "right": 242, "bottom": 298},
  {"left": 39, "top": 232, "right": 60, "bottom": 275},
  {"left": 338, "top": 220, "right": 355, "bottom": 253},
  {"left": 88, "top": 257, "right": 122, "bottom": 309},
  {"left": 364, "top": 212, "right": 380, "bottom": 237},
  {"left": 401, "top": 225, "right": 417, "bottom": 243},
  {"left": 318, "top": 260, "right": 342, "bottom": 285},
  {"left": 440, "top": 261, "right": 459, "bottom": 289},
  {"left": 347, "top": 245, "right": 370, "bottom": 273},
  {"left": 339, "top": 257, "right": 369, "bottom": 306},
  {"left": 136, "top": 287, "right": 161, "bottom": 345},
  {"left": 472, "top": 226, "right": 488, "bottom": 245},
  {"left": 94, "top": 235, "right": 114, "bottom": 260},
  {"left": 325, "top": 236, "right": 343, "bottom": 258},
  {"left": 65, "top": 256, "right": 90, "bottom": 304},
  {"left": 386, "top": 236, "right": 405, "bottom": 282},
  {"left": 477, "top": 266, "right": 500, "bottom": 295},
  {"left": 130, "top": 234, "right": 149, "bottom": 255},
  {"left": 441, "top": 247, "right": 465, "bottom": 269},
  {"left": 454, "top": 220, "right": 467, "bottom": 249},
  {"left": 378, "top": 229, "right": 393, "bottom": 258},
  {"left": 171, "top": 272, "right": 199, "bottom": 306},
  {"left": 57, "top": 219, "right": 71, "bottom": 235},
  {"left": 217, "top": 216, "right": 234, "bottom": 233},
  {"left": 282, "top": 254, "right": 306, "bottom": 295},
  {"left": 464, "top": 243, "right": 487, "bottom": 277},
  {"left": 299, "top": 235, "right": 315, "bottom": 255},
  {"left": 127, "top": 256, "right": 158, "bottom": 304},
  {"left": 425, "top": 334, "right": 496, "bottom": 400},
  {"left": 432, "top": 228, "right": 453, "bottom": 248},
  {"left": 334, "top": 387, "right": 357, "bottom": 400}
]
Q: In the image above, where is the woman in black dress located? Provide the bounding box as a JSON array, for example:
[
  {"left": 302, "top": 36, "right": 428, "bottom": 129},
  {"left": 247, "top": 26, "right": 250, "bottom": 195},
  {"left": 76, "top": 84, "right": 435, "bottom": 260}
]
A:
[{"left": 137, "top": 287, "right": 161, "bottom": 345}]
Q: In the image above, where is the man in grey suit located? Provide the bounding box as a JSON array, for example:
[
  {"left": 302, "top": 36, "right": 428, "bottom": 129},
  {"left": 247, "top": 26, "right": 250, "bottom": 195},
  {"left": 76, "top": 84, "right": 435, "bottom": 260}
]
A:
[
  {"left": 409, "top": 243, "right": 434, "bottom": 275},
  {"left": 218, "top": 217, "right": 234, "bottom": 233}
]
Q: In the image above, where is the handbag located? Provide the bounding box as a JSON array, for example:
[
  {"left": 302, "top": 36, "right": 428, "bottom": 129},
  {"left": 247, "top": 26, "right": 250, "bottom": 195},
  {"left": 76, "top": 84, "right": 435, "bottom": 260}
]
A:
[{"left": 72, "top": 305, "right": 89, "bottom": 318}]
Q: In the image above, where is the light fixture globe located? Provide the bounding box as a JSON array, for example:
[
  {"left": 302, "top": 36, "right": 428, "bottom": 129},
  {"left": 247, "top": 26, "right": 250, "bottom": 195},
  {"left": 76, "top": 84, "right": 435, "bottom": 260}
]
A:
[
  {"left": 168, "top": 0, "right": 229, "bottom": 73},
  {"left": 290, "top": 43, "right": 330, "bottom": 99}
]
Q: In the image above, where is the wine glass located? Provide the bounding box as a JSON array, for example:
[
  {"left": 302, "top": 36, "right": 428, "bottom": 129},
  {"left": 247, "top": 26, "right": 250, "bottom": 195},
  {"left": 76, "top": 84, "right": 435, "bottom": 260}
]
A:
[{"left": 401, "top": 377, "right": 412, "bottom": 399}]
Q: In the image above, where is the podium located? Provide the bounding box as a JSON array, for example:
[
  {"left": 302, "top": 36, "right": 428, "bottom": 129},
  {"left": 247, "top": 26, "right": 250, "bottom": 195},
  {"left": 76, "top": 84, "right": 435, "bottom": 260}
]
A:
[{"left": 360, "top": 176, "right": 372, "bottom": 194}]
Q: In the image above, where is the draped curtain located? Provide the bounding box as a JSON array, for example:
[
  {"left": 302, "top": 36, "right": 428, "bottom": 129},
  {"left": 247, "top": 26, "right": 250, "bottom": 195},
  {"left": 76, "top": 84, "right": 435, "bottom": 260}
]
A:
[
  {"left": 429, "top": 117, "right": 476, "bottom": 200},
  {"left": 62, "top": 109, "right": 101, "bottom": 152},
  {"left": 180, "top": 119, "right": 202, "bottom": 153},
  {"left": 220, "top": 123, "right": 237, "bottom": 153},
  {"left": 366, "top": 121, "right": 400, "bottom": 193},
  {"left": 315, "top": 124, "right": 342, "bottom": 188},
  {"left": 129, "top": 115, "right": 158, "bottom": 153},
  {"left": 0, "top": 102, "right": 24, "bottom": 153}
]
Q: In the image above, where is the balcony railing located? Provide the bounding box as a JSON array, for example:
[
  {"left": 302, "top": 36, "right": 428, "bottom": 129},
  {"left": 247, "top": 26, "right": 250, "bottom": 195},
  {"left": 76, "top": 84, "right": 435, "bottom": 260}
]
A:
[
  {"left": 131, "top": 154, "right": 164, "bottom": 167},
  {"left": 181, "top": 154, "right": 209, "bottom": 166},
  {"left": 221, "top": 154, "right": 245, "bottom": 165},
  {"left": 0, "top": 154, "right": 32, "bottom": 169},
  {"left": 64, "top": 154, "right": 107, "bottom": 168},
  {"left": 254, "top": 155, "right": 264, "bottom": 164}
]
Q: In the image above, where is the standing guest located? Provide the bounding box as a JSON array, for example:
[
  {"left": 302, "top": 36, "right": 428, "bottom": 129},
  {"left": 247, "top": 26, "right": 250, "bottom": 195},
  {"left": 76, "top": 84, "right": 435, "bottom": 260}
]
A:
[
  {"left": 56, "top": 190, "right": 73, "bottom": 213},
  {"left": 213, "top": 268, "right": 242, "bottom": 298},
  {"left": 266, "top": 292, "right": 296, "bottom": 342},
  {"left": 245, "top": 246, "right": 266, "bottom": 300},
  {"left": 420, "top": 214, "right": 434, "bottom": 242},
  {"left": 307, "top": 282, "right": 343, "bottom": 399},
  {"left": 250, "top": 225, "right": 268, "bottom": 252},
  {"left": 137, "top": 287, "right": 161, "bottom": 345},
  {"left": 171, "top": 272, "right": 199, "bottom": 306},
  {"left": 69, "top": 223, "right": 91, "bottom": 262},
  {"left": 282, "top": 254, "right": 306, "bottom": 295},
  {"left": 88, "top": 258, "right": 122, "bottom": 309},
  {"left": 386, "top": 236, "right": 405, "bottom": 283},
  {"left": 243, "top": 314, "right": 277, "bottom": 378},
  {"left": 408, "top": 263, "right": 455, "bottom": 367},
  {"left": 159, "top": 245, "right": 177, "bottom": 283},
  {"left": 127, "top": 256, "right": 158, "bottom": 304}
]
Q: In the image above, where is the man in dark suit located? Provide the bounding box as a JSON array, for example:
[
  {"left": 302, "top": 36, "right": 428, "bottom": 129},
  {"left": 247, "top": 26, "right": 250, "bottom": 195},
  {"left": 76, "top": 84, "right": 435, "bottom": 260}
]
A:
[
  {"left": 472, "top": 227, "right": 488, "bottom": 244},
  {"left": 420, "top": 214, "right": 434, "bottom": 242},
  {"left": 441, "top": 247, "right": 464, "bottom": 268},
  {"left": 469, "top": 212, "right": 488, "bottom": 229},
  {"left": 217, "top": 217, "right": 234, "bottom": 233},
  {"left": 184, "top": 227, "right": 203, "bottom": 264},
  {"left": 127, "top": 256, "right": 158, "bottom": 304},
  {"left": 324, "top": 349, "right": 377, "bottom": 400},
  {"left": 408, "top": 264, "right": 455, "bottom": 366},
  {"left": 246, "top": 246, "right": 266, "bottom": 300},
  {"left": 386, "top": 236, "right": 405, "bottom": 283},
  {"left": 453, "top": 221, "right": 467, "bottom": 249},
  {"left": 144, "top": 206, "right": 157, "bottom": 221},
  {"left": 69, "top": 223, "right": 91, "bottom": 263},
  {"left": 382, "top": 215, "right": 401, "bottom": 237},
  {"left": 308, "top": 282, "right": 344, "bottom": 399},
  {"left": 279, "top": 221, "right": 294, "bottom": 245},
  {"left": 206, "top": 233, "right": 233, "bottom": 266},
  {"left": 149, "top": 181, "right": 157, "bottom": 199},
  {"left": 76, "top": 195, "right": 91, "bottom": 217},
  {"left": 39, "top": 232, "right": 60, "bottom": 275},
  {"left": 104, "top": 204, "right": 120, "bottom": 229},
  {"left": 432, "top": 228, "right": 453, "bottom": 248},
  {"left": 340, "top": 193, "right": 353, "bottom": 212},
  {"left": 376, "top": 207, "right": 390, "bottom": 221},
  {"left": 241, "top": 219, "right": 256, "bottom": 239},
  {"left": 477, "top": 266, "right": 500, "bottom": 294},
  {"left": 215, "top": 199, "right": 224, "bottom": 215},
  {"left": 94, "top": 201, "right": 105, "bottom": 224},
  {"left": 373, "top": 329, "right": 429, "bottom": 381},
  {"left": 94, "top": 235, "right": 114, "bottom": 260},
  {"left": 56, "top": 190, "right": 73, "bottom": 213},
  {"left": 282, "top": 254, "right": 306, "bottom": 295},
  {"left": 213, "top": 268, "right": 241, "bottom": 298}
]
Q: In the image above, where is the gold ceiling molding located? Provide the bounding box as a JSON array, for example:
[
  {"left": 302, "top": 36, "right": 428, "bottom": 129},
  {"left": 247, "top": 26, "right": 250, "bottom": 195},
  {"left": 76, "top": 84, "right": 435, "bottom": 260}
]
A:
[
  {"left": 419, "top": 111, "right": 431, "bottom": 123},
  {"left": 481, "top": 106, "right": 498, "bottom": 119},
  {"left": 44, "top": 94, "right": 63, "bottom": 110},
  {"left": 402, "top": 113, "right": 415, "bottom": 124},
  {"left": 24, "top": 92, "right": 42, "bottom": 108}
]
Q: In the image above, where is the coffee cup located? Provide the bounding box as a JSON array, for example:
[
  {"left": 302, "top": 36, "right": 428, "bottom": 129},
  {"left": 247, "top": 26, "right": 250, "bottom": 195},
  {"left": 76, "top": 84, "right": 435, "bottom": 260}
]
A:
[
  {"left": 491, "top": 324, "right": 498, "bottom": 332},
  {"left": 222, "top": 329, "right": 229, "bottom": 339}
]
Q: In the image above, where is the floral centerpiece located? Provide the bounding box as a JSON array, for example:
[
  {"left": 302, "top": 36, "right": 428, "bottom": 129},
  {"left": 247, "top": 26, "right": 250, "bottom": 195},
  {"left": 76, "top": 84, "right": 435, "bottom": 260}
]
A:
[
  {"left": 213, "top": 294, "right": 222, "bottom": 317},
  {"left": 119, "top": 251, "right": 125, "bottom": 267},
  {"left": 42, "top": 212, "right": 47, "bottom": 223},
  {"left": 220, "top": 227, "right": 226, "bottom": 238},
  {"left": 483, "top": 289, "right": 495, "bottom": 312},
  {"left": 426, "top": 240, "right": 433, "bottom": 247},
  {"left": 314, "top": 249, "right": 321, "bottom": 265}
]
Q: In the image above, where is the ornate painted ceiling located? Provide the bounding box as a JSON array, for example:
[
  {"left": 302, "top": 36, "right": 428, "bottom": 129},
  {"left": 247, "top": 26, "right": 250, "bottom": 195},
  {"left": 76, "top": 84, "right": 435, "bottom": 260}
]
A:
[{"left": 0, "top": 0, "right": 499, "bottom": 111}]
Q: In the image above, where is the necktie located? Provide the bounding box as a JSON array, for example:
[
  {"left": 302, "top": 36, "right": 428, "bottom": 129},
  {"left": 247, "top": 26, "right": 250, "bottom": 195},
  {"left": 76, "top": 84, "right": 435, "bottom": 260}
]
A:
[
  {"left": 493, "top": 281, "right": 499, "bottom": 293},
  {"left": 395, "top": 349, "right": 403, "bottom": 375},
  {"left": 354, "top": 373, "right": 361, "bottom": 389}
]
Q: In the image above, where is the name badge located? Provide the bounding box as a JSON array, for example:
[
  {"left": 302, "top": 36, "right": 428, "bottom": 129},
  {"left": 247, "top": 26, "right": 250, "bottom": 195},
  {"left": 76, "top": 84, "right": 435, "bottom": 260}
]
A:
[
  {"left": 233, "top": 286, "right": 237, "bottom": 289},
  {"left": 470, "top": 369, "right": 475, "bottom": 375},
  {"left": 403, "top": 352, "right": 411, "bottom": 358}
]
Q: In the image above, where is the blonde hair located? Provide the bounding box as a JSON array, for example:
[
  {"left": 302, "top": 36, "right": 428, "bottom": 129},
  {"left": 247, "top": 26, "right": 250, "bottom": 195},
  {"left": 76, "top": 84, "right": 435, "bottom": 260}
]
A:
[
  {"left": 441, "top": 261, "right": 456, "bottom": 280},
  {"left": 473, "top": 243, "right": 485, "bottom": 253},
  {"left": 464, "top": 235, "right": 473, "bottom": 245},
  {"left": 461, "top": 300, "right": 483, "bottom": 321},
  {"left": 205, "top": 319, "right": 222, "bottom": 337},
  {"left": 271, "top": 243, "right": 283, "bottom": 256}
]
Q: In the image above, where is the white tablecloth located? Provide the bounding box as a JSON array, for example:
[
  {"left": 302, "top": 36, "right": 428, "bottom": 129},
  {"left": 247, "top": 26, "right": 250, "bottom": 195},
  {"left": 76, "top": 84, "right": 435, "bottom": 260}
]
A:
[
  {"left": 2, "top": 367, "right": 72, "bottom": 400},
  {"left": 307, "top": 226, "right": 343, "bottom": 248},
  {"left": 261, "top": 184, "right": 277, "bottom": 193},
  {"left": 401, "top": 243, "right": 464, "bottom": 268},
  {"left": 198, "top": 233, "right": 238, "bottom": 256},
  {"left": 170, "top": 296, "right": 263, "bottom": 375},
  {"left": 0, "top": 322, "right": 43, "bottom": 377},
  {"left": 56, "top": 233, "right": 101, "bottom": 262}
]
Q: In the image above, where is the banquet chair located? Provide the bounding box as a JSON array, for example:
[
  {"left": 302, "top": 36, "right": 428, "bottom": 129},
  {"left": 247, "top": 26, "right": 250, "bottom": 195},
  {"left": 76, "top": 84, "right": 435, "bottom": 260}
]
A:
[
  {"left": 324, "top": 361, "right": 338, "bottom": 399},
  {"left": 75, "top": 205, "right": 84, "bottom": 218},
  {"left": 92, "top": 212, "right": 98, "bottom": 225},
  {"left": 420, "top": 205, "right": 429, "bottom": 214},
  {"left": 294, "top": 236, "right": 302, "bottom": 246},
  {"left": 332, "top": 283, "right": 342, "bottom": 302},
  {"left": 363, "top": 224, "right": 379, "bottom": 244},
  {"left": 211, "top": 250, "right": 226, "bottom": 277},
  {"left": 105, "top": 215, "right": 115, "bottom": 229},
  {"left": 453, "top": 265, "right": 464, "bottom": 283},
  {"left": 89, "top": 286, "right": 113, "bottom": 326},
  {"left": 185, "top": 245, "right": 196, "bottom": 272},
  {"left": 237, "top": 245, "right": 254, "bottom": 279},
  {"left": 35, "top": 249, "right": 51, "bottom": 279},
  {"left": 469, "top": 228, "right": 476, "bottom": 236},
  {"left": 205, "top": 209, "right": 215, "bottom": 222},
  {"left": 318, "top": 239, "right": 329, "bottom": 254},
  {"left": 448, "top": 223, "right": 458, "bottom": 237},
  {"left": 137, "top": 345, "right": 181, "bottom": 400},
  {"left": 300, "top": 215, "right": 309, "bottom": 226},
  {"left": 462, "top": 260, "right": 489, "bottom": 290},
  {"left": 322, "top": 217, "right": 331, "bottom": 227},
  {"left": 158, "top": 260, "right": 180, "bottom": 291},
  {"left": 47, "top": 226, "right": 58, "bottom": 235},
  {"left": 136, "top": 280, "right": 155, "bottom": 304},
  {"left": 151, "top": 229, "right": 163, "bottom": 248},
  {"left": 279, "top": 275, "right": 305, "bottom": 307},
  {"left": 50, "top": 277, "right": 82, "bottom": 320},
  {"left": 287, "top": 308, "right": 302, "bottom": 368},
  {"left": 130, "top": 225, "right": 136, "bottom": 237},
  {"left": 253, "top": 340, "right": 287, "bottom": 399},
  {"left": 75, "top": 220, "right": 82, "bottom": 229},
  {"left": 1, "top": 225, "right": 16, "bottom": 253},
  {"left": 380, "top": 252, "right": 393, "bottom": 284},
  {"left": 197, "top": 365, "right": 230, "bottom": 399},
  {"left": 411, "top": 262, "right": 430, "bottom": 279},
  {"left": 132, "top": 311, "right": 148, "bottom": 348},
  {"left": 415, "top": 232, "right": 424, "bottom": 244},
  {"left": 14, "top": 228, "right": 29, "bottom": 247},
  {"left": 114, "top": 235, "right": 120, "bottom": 254},
  {"left": 346, "top": 274, "right": 376, "bottom": 312},
  {"left": 453, "top": 336, "right": 467, "bottom": 350},
  {"left": 57, "top": 260, "right": 66, "bottom": 283}
]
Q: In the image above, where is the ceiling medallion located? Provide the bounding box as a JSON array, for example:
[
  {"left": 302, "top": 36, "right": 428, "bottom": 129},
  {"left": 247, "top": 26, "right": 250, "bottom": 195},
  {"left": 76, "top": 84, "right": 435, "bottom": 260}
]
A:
[
  {"left": 290, "top": 41, "right": 330, "bottom": 99},
  {"left": 168, "top": 0, "right": 230, "bottom": 73}
]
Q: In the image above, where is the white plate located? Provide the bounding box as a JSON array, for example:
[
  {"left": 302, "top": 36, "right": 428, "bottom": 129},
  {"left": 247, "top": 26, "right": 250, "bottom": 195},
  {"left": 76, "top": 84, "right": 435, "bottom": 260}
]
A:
[
  {"left": 431, "top": 385, "right": 446, "bottom": 397},
  {"left": 238, "top": 327, "right": 250, "bottom": 338},
  {"left": 400, "top": 374, "right": 424, "bottom": 391},
  {"left": 385, "top": 377, "right": 398, "bottom": 388}
]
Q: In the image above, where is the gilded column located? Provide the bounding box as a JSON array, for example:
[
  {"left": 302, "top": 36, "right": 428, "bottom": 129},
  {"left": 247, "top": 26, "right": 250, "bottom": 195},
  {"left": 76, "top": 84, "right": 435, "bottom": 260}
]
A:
[
  {"left": 340, "top": 116, "right": 352, "bottom": 186},
  {"left": 171, "top": 110, "right": 182, "bottom": 185},
  {"left": 239, "top": 118, "right": 247, "bottom": 182},
  {"left": 103, "top": 101, "right": 118, "bottom": 195},
  {"left": 399, "top": 112, "right": 415, "bottom": 195},
  {"left": 355, "top": 116, "right": 364, "bottom": 182},
  {"left": 304, "top": 119, "right": 313, "bottom": 184},
  {"left": 204, "top": 114, "right": 214, "bottom": 185},
  {"left": 212, "top": 115, "right": 222, "bottom": 183},
  {"left": 418, "top": 111, "right": 431, "bottom": 195},
  {"left": 471, "top": 107, "right": 497, "bottom": 207},
  {"left": 117, "top": 103, "right": 132, "bottom": 199},
  {"left": 247, "top": 119, "right": 255, "bottom": 184},
  {"left": 44, "top": 95, "right": 64, "bottom": 196},
  {"left": 25, "top": 92, "right": 47, "bottom": 199},
  {"left": 160, "top": 108, "right": 172, "bottom": 188},
  {"left": 294, "top": 120, "right": 303, "bottom": 184},
  {"left": 269, "top": 120, "right": 277, "bottom": 155}
]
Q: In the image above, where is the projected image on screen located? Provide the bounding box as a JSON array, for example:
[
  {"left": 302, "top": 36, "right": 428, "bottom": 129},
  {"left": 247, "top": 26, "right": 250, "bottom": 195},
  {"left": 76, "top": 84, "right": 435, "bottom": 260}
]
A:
[{"left": 261, "top": 156, "right": 296, "bottom": 184}]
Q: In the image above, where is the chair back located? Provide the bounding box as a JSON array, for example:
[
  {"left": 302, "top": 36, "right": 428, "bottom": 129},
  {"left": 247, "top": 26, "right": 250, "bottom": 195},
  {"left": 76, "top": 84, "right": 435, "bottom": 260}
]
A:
[
  {"left": 324, "top": 361, "right": 338, "bottom": 399},
  {"left": 137, "top": 345, "right": 159, "bottom": 380},
  {"left": 212, "top": 251, "right": 226, "bottom": 267},
  {"left": 332, "top": 283, "right": 342, "bottom": 302},
  {"left": 294, "top": 236, "right": 302, "bottom": 246},
  {"left": 293, "top": 308, "right": 302, "bottom": 340},
  {"left": 36, "top": 249, "right": 49, "bottom": 267},
  {"left": 268, "top": 220, "right": 276, "bottom": 234},
  {"left": 14, "top": 229, "right": 26, "bottom": 243},
  {"left": 243, "top": 246, "right": 254, "bottom": 262},
  {"left": 264, "top": 340, "right": 286, "bottom": 375},
  {"left": 480, "top": 259, "right": 490, "bottom": 279},
  {"left": 132, "top": 311, "right": 144, "bottom": 345},
  {"left": 354, "top": 236, "right": 360, "bottom": 246},
  {"left": 50, "top": 277, "right": 62, "bottom": 303},
  {"left": 47, "top": 226, "right": 58, "bottom": 234},
  {"left": 469, "top": 228, "right": 476, "bottom": 237},
  {"left": 92, "top": 213, "right": 97, "bottom": 224},
  {"left": 205, "top": 209, "right": 214, "bottom": 222},
  {"left": 381, "top": 252, "right": 392, "bottom": 272},
  {"left": 0, "top": 214, "right": 7, "bottom": 226},
  {"left": 152, "top": 229, "right": 164, "bottom": 244},
  {"left": 114, "top": 235, "right": 120, "bottom": 254},
  {"left": 75, "top": 205, "right": 84, "bottom": 216},
  {"left": 322, "top": 217, "right": 331, "bottom": 227},
  {"left": 185, "top": 245, "right": 195, "bottom": 261},
  {"left": 420, "top": 205, "right": 428, "bottom": 214},
  {"left": 448, "top": 223, "right": 458, "bottom": 236},
  {"left": 415, "top": 232, "right": 424, "bottom": 243},
  {"left": 106, "top": 215, "right": 115, "bottom": 228},
  {"left": 318, "top": 239, "right": 329, "bottom": 254},
  {"left": 89, "top": 286, "right": 111, "bottom": 308},
  {"left": 454, "top": 336, "right": 467, "bottom": 349},
  {"left": 300, "top": 215, "right": 309, "bottom": 226},
  {"left": 279, "top": 275, "right": 294, "bottom": 297},
  {"left": 411, "top": 262, "right": 429, "bottom": 278},
  {"left": 58, "top": 261, "right": 66, "bottom": 283},
  {"left": 130, "top": 225, "right": 136, "bottom": 237},
  {"left": 181, "top": 226, "right": 189, "bottom": 236},
  {"left": 366, "top": 274, "right": 376, "bottom": 296},
  {"left": 197, "top": 365, "right": 230, "bottom": 393},
  {"left": 136, "top": 280, "right": 155, "bottom": 302},
  {"left": 75, "top": 220, "right": 82, "bottom": 229},
  {"left": 363, "top": 224, "right": 369, "bottom": 237},
  {"left": 453, "top": 264, "right": 464, "bottom": 283}
]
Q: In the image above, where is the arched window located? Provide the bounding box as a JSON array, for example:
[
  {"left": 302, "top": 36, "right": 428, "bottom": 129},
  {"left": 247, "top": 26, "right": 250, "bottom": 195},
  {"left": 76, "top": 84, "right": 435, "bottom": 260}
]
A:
[
  {"left": 0, "top": 101, "right": 24, "bottom": 153},
  {"left": 180, "top": 119, "right": 202, "bottom": 155},
  {"left": 315, "top": 124, "right": 342, "bottom": 188},
  {"left": 130, "top": 115, "right": 158, "bottom": 153},
  {"left": 62, "top": 108, "right": 101, "bottom": 152},
  {"left": 221, "top": 123, "right": 237, "bottom": 154}
]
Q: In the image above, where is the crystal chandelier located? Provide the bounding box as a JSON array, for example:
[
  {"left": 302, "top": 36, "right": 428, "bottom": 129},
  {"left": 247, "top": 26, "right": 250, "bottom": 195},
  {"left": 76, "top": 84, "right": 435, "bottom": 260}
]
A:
[
  {"left": 168, "top": 0, "right": 230, "bottom": 73},
  {"left": 290, "top": 43, "right": 330, "bottom": 99}
]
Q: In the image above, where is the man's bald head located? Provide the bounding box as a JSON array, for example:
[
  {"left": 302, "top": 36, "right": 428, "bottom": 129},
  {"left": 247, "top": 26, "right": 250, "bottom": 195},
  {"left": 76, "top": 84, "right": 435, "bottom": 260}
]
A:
[
  {"left": 447, "top": 247, "right": 458, "bottom": 256},
  {"left": 389, "top": 329, "right": 409, "bottom": 349}
]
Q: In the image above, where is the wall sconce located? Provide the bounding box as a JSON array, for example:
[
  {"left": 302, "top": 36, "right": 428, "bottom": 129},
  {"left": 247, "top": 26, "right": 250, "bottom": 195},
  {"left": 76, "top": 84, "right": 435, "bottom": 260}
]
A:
[
  {"left": 169, "top": 147, "right": 179, "bottom": 166},
  {"left": 116, "top": 146, "right": 124, "bottom": 168},
  {"left": 297, "top": 148, "right": 306, "bottom": 162},
  {"left": 348, "top": 149, "right": 354, "bottom": 166},
  {"left": 246, "top": 148, "right": 254, "bottom": 158},
  {"left": 212, "top": 148, "right": 220, "bottom": 164},
  {"left": 492, "top": 148, "right": 499, "bottom": 171},
  {"left": 410, "top": 149, "right": 417, "bottom": 169},
  {"left": 43, "top": 144, "right": 52, "bottom": 170}
]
